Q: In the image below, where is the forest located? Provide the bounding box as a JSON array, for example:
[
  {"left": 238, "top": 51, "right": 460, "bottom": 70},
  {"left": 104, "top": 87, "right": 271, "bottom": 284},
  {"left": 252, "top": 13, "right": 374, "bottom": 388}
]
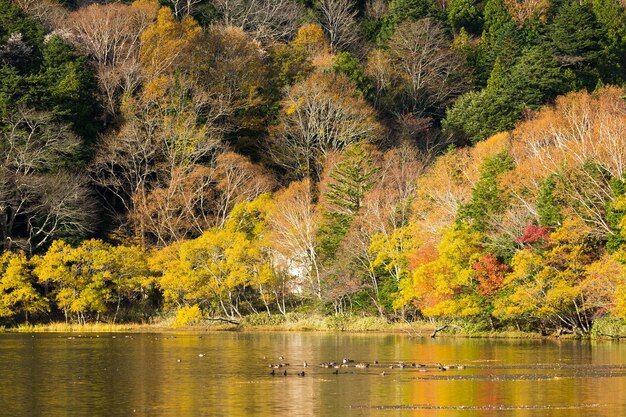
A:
[{"left": 2, "top": 0, "right": 626, "bottom": 335}]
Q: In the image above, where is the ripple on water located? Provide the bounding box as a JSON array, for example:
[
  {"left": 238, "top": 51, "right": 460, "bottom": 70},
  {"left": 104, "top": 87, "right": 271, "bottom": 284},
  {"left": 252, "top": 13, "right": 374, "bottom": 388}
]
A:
[{"left": 350, "top": 403, "right": 604, "bottom": 411}]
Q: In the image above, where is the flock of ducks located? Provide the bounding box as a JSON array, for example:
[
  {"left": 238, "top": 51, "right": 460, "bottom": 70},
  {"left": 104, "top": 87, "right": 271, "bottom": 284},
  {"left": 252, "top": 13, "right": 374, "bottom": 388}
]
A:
[{"left": 265, "top": 356, "right": 466, "bottom": 377}]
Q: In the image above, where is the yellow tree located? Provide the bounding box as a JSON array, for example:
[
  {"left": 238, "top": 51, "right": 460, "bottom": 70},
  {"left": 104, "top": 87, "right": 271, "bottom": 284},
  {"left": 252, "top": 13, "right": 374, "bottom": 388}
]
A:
[
  {"left": 139, "top": 6, "right": 201, "bottom": 84},
  {"left": 153, "top": 195, "right": 275, "bottom": 319},
  {"left": 34, "top": 240, "right": 152, "bottom": 323},
  {"left": 34, "top": 240, "right": 113, "bottom": 324},
  {"left": 0, "top": 252, "right": 48, "bottom": 323},
  {"left": 108, "top": 244, "right": 152, "bottom": 323},
  {"left": 398, "top": 225, "right": 483, "bottom": 316},
  {"left": 493, "top": 217, "right": 599, "bottom": 334}
]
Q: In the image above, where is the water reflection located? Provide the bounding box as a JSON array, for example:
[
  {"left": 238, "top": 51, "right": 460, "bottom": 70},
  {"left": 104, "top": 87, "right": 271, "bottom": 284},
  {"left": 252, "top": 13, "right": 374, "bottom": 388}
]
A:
[{"left": 0, "top": 333, "right": 625, "bottom": 416}]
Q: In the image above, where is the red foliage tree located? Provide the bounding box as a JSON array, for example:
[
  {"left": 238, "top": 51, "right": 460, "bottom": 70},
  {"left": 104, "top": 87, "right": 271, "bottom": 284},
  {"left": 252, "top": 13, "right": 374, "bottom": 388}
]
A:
[
  {"left": 472, "top": 254, "right": 509, "bottom": 298},
  {"left": 515, "top": 224, "right": 552, "bottom": 248}
]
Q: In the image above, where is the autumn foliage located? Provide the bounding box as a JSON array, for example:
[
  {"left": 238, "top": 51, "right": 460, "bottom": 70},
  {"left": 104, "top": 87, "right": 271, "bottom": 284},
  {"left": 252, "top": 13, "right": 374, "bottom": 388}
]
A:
[{"left": 4, "top": 0, "right": 626, "bottom": 334}]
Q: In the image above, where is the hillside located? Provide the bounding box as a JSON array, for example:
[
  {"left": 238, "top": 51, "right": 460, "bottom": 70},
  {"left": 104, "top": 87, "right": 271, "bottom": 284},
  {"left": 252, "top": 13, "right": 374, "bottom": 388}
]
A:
[{"left": 1, "top": 0, "right": 626, "bottom": 334}]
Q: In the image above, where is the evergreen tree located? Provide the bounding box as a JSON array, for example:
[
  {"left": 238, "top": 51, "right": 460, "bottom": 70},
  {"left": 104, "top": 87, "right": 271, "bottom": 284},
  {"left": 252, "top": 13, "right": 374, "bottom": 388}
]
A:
[
  {"left": 378, "top": 0, "right": 446, "bottom": 40},
  {"left": 318, "top": 145, "right": 381, "bottom": 259},
  {"left": 607, "top": 177, "right": 626, "bottom": 252},
  {"left": 548, "top": 0, "right": 607, "bottom": 88},
  {"left": 447, "top": 0, "right": 482, "bottom": 34},
  {"left": 457, "top": 150, "right": 515, "bottom": 232},
  {"left": 477, "top": 0, "right": 524, "bottom": 86},
  {"left": 537, "top": 174, "right": 563, "bottom": 227},
  {"left": 482, "top": 0, "right": 512, "bottom": 40},
  {"left": 589, "top": 0, "right": 626, "bottom": 82},
  {"left": 507, "top": 46, "right": 565, "bottom": 107},
  {"left": 332, "top": 52, "right": 373, "bottom": 100}
]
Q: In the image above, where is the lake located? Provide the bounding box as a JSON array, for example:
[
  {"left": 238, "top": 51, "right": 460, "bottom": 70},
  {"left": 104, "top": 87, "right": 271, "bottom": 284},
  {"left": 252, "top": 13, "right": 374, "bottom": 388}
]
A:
[{"left": 1, "top": 332, "right": 625, "bottom": 416}]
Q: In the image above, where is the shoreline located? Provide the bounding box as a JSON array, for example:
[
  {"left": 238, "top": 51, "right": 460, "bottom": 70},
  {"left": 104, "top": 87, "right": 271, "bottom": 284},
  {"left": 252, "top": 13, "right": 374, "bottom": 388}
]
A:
[{"left": 0, "top": 318, "right": 611, "bottom": 340}]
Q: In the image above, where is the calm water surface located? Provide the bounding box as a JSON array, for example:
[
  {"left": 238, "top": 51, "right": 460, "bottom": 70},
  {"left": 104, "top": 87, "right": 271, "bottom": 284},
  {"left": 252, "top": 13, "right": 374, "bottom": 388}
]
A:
[{"left": 1, "top": 332, "right": 625, "bottom": 416}]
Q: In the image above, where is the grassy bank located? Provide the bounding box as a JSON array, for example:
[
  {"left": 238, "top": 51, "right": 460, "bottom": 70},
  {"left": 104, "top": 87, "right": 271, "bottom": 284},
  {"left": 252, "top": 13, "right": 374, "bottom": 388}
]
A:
[
  {"left": 0, "top": 314, "right": 548, "bottom": 339},
  {"left": 5, "top": 314, "right": 626, "bottom": 339}
]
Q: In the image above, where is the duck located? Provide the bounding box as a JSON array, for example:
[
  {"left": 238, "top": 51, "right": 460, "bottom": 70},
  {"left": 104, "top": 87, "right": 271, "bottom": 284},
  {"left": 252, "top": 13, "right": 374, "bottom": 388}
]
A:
[
  {"left": 303, "top": 361, "right": 308, "bottom": 367},
  {"left": 297, "top": 371, "right": 305, "bottom": 377},
  {"left": 355, "top": 362, "right": 369, "bottom": 368},
  {"left": 342, "top": 358, "right": 354, "bottom": 364},
  {"left": 283, "top": 370, "right": 287, "bottom": 376},
  {"left": 380, "top": 371, "right": 386, "bottom": 376},
  {"left": 332, "top": 369, "right": 339, "bottom": 375},
  {"left": 270, "top": 369, "right": 276, "bottom": 376}
]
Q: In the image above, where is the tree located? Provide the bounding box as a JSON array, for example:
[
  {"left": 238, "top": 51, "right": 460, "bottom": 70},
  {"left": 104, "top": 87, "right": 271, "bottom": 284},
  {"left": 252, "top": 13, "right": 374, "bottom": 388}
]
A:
[
  {"left": 368, "top": 226, "right": 417, "bottom": 314},
  {"left": 107, "top": 244, "right": 152, "bottom": 323},
  {"left": 212, "top": 152, "right": 276, "bottom": 226},
  {"left": 269, "top": 72, "right": 383, "bottom": 182},
  {"left": 0, "top": 33, "right": 34, "bottom": 72},
  {"left": 0, "top": 108, "right": 96, "bottom": 253},
  {"left": 65, "top": 0, "right": 159, "bottom": 116},
  {"left": 34, "top": 240, "right": 112, "bottom": 324},
  {"left": 332, "top": 52, "right": 373, "bottom": 100},
  {"left": 482, "top": 0, "right": 513, "bottom": 42},
  {"left": 447, "top": 0, "right": 481, "bottom": 33},
  {"left": 139, "top": 6, "right": 201, "bottom": 82},
  {"left": 457, "top": 150, "right": 515, "bottom": 232},
  {"left": 317, "top": 144, "right": 382, "bottom": 260},
  {"left": 167, "top": 0, "right": 204, "bottom": 18},
  {"left": 443, "top": 46, "right": 564, "bottom": 144},
  {"left": 0, "top": 251, "right": 48, "bottom": 322},
  {"left": 213, "top": 0, "right": 306, "bottom": 43},
  {"left": 34, "top": 239, "right": 152, "bottom": 323},
  {"left": 365, "top": 49, "right": 393, "bottom": 109},
  {"left": 0, "top": 10, "right": 101, "bottom": 140},
  {"left": 504, "top": 0, "right": 548, "bottom": 26},
  {"left": 291, "top": 23, "right": 330, "bottom": 56},
  {"left": 398, "top": 224, "right": 483, "bottom": 316},
  {"left": 493, "top": 217, "right": 600, "bottom": 334},
  {"left": 472, "top": 253, "right": 509, "bottom": 298},
  {"left": 317, "top": 0, "right": 360, "bottom": 52},
  {"left": 94, "top": 21, "right": 269, "bottom": 244},
  {"left": 153, "top": 194, "right": 274, "bottom": 318},
  {"left": 378, "top": 0, "right": 445, "bottom": 40},
  {"left": 267, "top": 179, "right": 322, "bottom": 298},
  {"left": 14, "top": 0, "right": 67, "bottom": 31},
  {"left": 0, "top": 0, "right": 45, "bottom": 49},
  {"left": 548, "top": 0, "right": 606, "bottom": 89},
  {"left": 383, "top": 18, "right": 467, "bottom": 118}
]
